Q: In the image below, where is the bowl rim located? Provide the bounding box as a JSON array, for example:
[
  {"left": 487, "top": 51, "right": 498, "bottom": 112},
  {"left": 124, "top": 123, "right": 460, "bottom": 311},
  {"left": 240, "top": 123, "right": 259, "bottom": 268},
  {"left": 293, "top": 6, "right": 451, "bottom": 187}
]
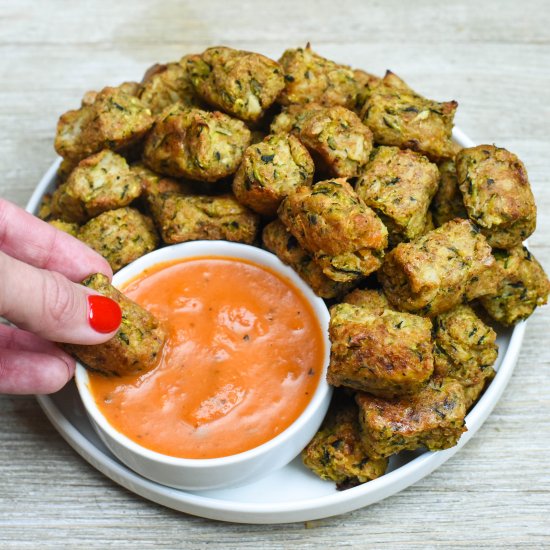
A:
[{"left": 75, "top": 240, "right": 332, "bottom": 469}]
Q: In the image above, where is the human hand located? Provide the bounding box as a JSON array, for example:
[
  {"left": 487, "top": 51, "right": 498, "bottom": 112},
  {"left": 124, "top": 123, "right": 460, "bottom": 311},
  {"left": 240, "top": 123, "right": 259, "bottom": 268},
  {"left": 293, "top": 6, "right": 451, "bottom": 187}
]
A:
[{"left": 0, "top": 199, "right": 122, "bottom": 394}]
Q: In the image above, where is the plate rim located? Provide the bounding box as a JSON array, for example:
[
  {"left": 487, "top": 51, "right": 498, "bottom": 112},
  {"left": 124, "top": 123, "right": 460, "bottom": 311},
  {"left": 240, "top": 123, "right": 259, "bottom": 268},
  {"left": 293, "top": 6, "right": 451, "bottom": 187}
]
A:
[{"left": 29, "top": 127, "right": 527, "bottom": 524}]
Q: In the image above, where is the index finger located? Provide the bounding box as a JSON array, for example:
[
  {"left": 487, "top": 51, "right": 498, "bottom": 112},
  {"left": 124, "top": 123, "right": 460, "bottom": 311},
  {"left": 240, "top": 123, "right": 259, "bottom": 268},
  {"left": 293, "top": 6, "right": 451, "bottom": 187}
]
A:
[{"left": 0, "top": 198, "right": 112, "bottom": 282}]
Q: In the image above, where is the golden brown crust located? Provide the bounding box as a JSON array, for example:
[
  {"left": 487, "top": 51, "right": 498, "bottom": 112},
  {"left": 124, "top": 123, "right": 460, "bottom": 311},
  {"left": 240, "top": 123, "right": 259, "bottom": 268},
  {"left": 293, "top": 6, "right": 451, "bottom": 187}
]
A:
[
  {"left": 378, "top": 219, "right": 495, "bottom": 316},
  {"left": 48, "top": 219, "right": 80, "bottom": 237},
  {"left": 302, "top": 394, "right": 388, "bottom": 488},
  {"left": 37, "top": 194, "right": 53, "bottom": 221},
  {"left": 82, "top": 82, "right": 143, "bottom": 107},
  {"left": 148, "top": 191, "right": 260, "bottom": 245},
  {"left": 130, "top": 163, "right": 192, "bottom": 198},
  {"left": 297, "top": 106, "right": 373, "bottom": 178},
  {"left": 278, "top": 179, "right": 388, "bottom": 283},
  {"left": 456, "top": 145, "right": 536, "bottom": 248},
  {"left": 55, "top": 87, "right": 154, "bottom": 162},
  {"left": 262, "top": 220, "right": 352, "bottom": 299},
  {"left": 356, "top": 378, "right": 467, "bottom": 459},
  {"left": 433, "top": 304, "right": 498, "bottom": 386},
  {"left": 342, "top": 288, "right": 390, "bottom": 313},
  {"left": 232, "top": 133, "right": 314, "bottom": 216},
  {"left": 479, "top": 245, "right": 550, "bottom": 326},
  {"left": 352, "top": 69, "right": 382, "bottom": 114},
  {"left": 56, "top": 158, "right": 79, "bottom": 185},
  {"left": 142, "top": 105, "right": 251, "bottom": 182},
  {"left": 269, "top": 103, "right": 324, "bottom": 134},
  {"left": 278, "top": 45, "right": 358, "bottom": 108},
  {"left": 140, "top": 59, "right": 202, "bottom": 115},
  {"left": 63, "top": 273, "right": 165, "bottom": 376},
  {"left": 51, "top": 150, "right": 143, "bottom": 223},
  {"left": 356, "top": 146, "right": 439, "bottom": 244},
  {"left": 328, "top": 302, "right": 434, "bottom": 398},
  {"left": 79, "top": 207, "right": 159, "bottom": 272},
  {"left": 361, "top": 71, "right": 457, "bottom": 161},
  {"left": 186, "top": 46, "right": 285, "bottom": 122}
]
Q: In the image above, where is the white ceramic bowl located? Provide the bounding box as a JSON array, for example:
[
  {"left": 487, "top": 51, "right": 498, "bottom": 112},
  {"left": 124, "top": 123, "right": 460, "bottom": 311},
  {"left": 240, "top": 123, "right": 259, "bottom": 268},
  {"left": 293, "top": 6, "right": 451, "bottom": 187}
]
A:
[{"left": 75, "top": 240, "right": 332, "bottom": 491}]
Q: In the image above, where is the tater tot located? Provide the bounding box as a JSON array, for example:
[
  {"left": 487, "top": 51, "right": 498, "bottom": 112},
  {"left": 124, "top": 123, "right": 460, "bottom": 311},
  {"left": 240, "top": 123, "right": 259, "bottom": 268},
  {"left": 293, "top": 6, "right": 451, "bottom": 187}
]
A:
[
  {"left": 356, "top": 378, "right": 467, "bottom": 459},
  {"left": 143, "top": 105, "right": 251, "bottom": 182},
  {"left": 355, "top": 146, "right": 439, "bottom": 244},
  {"left": 378, "top": 219, "right": 496, "bottom": 316},
  {"left": 361, "top": 71, "right": 457, "bottom": 161},
  {"left": 186, "top": 46, "right": 285, "bottom": 123},
  {"left": 278, "top": 45, "right": 358, "bottom": 108},
  {"left": 456, "top": 145, "right": 536, "bottom": 248},
  {"left": 51, "top": 150, "right": 143, "bottom": 223},
  {"left": 278, "top": 179, "right": 388, "bottom": 283},
  {"left": 479, "top": 245, "right": 550, "bottom": 326},
  {"left": 55, "top": 87, "right": 154, "bottom": 162},
  {"left": 63, "top": 273, "right": 166, "bottom": 376},
  {"left": 297, "top": 106, "right": 373, "bottom": 178},
  {"left": 232, "top": 133, "right": 314, "bottom": 216},
  {"left": 328, "top": 302, "right": 434, "bottom": 398},
  {"left": 79, "top": 207, "right": 159, "bottom": 272},
  {"left": 148, "top": 191, "right": 260, "bottom": 245},
  {"left": 433, "top": 305, "right": 498, "bottom": 386}
]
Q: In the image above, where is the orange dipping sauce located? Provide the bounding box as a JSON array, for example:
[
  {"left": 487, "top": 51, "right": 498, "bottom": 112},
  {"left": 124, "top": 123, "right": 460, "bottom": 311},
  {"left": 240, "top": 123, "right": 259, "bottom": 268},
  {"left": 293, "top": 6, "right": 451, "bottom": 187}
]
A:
[{"left": 88, "top": 256, "right": 325, "bottom": 459}]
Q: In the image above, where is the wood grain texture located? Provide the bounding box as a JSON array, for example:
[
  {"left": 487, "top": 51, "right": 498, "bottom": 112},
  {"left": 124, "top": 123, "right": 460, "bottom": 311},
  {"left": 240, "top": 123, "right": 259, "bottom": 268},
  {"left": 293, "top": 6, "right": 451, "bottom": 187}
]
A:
[{"left": 0, "top": 1, "right": 549, "bottom": 547}]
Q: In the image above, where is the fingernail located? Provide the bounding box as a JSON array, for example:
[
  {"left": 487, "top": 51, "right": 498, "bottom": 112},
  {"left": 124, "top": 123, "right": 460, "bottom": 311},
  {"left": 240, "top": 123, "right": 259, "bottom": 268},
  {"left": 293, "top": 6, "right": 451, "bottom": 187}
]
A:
[{"left": 87, "top": 295, "right": 122, "bottom": 334}]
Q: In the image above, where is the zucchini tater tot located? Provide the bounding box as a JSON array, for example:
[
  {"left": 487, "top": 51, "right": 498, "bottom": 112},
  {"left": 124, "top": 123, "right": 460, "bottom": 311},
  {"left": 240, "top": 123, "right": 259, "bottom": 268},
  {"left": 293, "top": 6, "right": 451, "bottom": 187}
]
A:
[
  {"left": 456, "top": 145, "right": 536, "bottom": 249},
  {"left": 356, "top": 378, "right": 467, "bottom": 459},
  {"left": 148, "top": 191, "right": 259, "bottom": 245},
  {"left": 186, "top": 46, "right": 285, "bottom": 123},
  {"left": 233, "top": 133, "right": 314, "bottom": 216},
  {"left": 51, "top": 150, "right": 143, "bottom": 223},
  {"left": 328, "top": 302, "right": 434, "bottom": 398},
  {"left": 55, "top": 87, "right": 154, "bottom": 162},
  {"left": 278, "top": 44, "right": 358, "bottom": 108},
  {"left": 479, "top": 245, "right": 550, "bottom": 326},
  {"left": 297, "top": 106, "right": 373, "bottom": 178},
  {"left": 278, "top": 179, "right": 388, "bottom": 283},
  {"left": 361, "top": 71, "right": 457, "bottom": 161},
  {"left": 433, "top": 305, "right": 498, "bottom": 386},
  {"left": 79, "top": 207, "right": 159, "bottom": 272},
  {"left": 143, "top": 105, "right": 251, "bottom": 182},
  {"left": 140, "top": 58, "right": 202, "bottom": 115},
  {"left": 81, "top": 81, "right": 143, "bottom": 107},
  {"left": 64, "top": 273, "right": 166, "bottom": 376},
  {"left": 378, "top": 219, "right": 496, "bottom": 316},
  {"left": 355, "top": 146, "right": 439, "bottom": 244}
]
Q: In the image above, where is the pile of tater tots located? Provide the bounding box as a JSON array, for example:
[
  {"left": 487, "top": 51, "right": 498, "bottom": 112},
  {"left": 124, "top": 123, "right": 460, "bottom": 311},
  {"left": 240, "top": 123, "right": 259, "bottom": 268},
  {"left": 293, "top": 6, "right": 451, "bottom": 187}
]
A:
[{"left": 40, "top": 44, "right": 550, "bottom": 489}]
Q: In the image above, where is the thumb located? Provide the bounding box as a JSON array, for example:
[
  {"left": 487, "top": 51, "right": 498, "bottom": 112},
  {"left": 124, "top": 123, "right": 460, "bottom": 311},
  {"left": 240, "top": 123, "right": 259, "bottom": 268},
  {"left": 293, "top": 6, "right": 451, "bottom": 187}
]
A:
[{"left": 0, "top": 251, "right": 121, "bottom": 345}]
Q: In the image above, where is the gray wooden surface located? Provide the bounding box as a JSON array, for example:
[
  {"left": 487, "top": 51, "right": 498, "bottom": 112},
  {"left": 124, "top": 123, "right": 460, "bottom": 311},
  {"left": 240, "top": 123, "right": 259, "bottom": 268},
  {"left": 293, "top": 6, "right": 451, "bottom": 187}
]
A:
[{"left": 1, "top": 1, "right": 549, "bottom": 548}]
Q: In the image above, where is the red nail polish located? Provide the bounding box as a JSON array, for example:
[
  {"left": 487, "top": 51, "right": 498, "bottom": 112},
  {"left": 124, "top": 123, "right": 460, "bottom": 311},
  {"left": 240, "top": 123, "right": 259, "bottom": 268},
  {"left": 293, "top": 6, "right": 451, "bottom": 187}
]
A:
[{"left": 87, "top": 295, "right": 122, "bottom": 334}]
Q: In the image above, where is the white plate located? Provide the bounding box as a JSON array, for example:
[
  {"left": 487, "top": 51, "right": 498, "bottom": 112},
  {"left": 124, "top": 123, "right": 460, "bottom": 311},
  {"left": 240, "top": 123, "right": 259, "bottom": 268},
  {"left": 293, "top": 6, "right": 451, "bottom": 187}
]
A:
[{"left": 28, "top": 128, "right": 526, "bottom": 524}]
